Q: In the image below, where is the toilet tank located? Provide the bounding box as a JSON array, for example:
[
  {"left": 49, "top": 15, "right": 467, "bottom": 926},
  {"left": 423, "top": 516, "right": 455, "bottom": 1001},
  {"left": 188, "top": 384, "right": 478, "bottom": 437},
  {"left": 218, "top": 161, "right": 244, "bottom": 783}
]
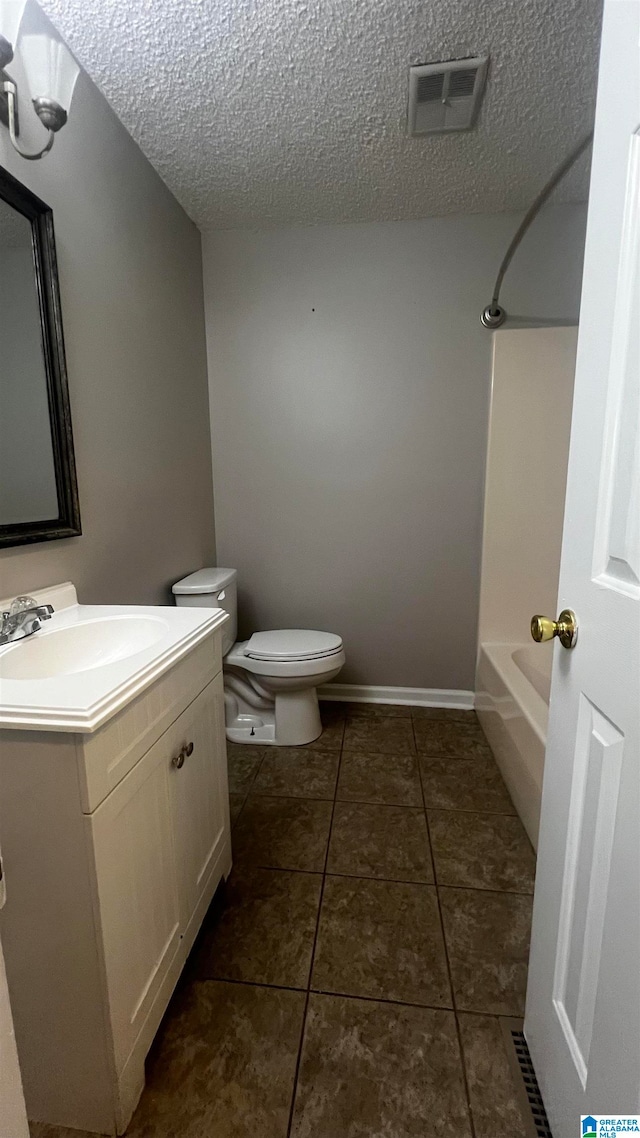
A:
[{"left": 172, "top": 568, "right": 237, "bottom": 656}]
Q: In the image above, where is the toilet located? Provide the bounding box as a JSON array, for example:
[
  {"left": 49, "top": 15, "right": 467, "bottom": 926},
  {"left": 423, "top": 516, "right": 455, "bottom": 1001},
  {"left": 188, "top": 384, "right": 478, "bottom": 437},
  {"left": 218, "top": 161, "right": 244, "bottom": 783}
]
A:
[{"left": 172, "top": 568, "right": 345, "bottom": 746}]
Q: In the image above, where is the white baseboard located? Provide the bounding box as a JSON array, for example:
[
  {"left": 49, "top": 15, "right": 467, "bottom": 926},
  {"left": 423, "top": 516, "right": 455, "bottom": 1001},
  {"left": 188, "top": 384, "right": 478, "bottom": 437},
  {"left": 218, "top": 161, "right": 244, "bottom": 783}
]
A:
[{"left": 318, "top": 683, "right": 475, "bottom": 710}]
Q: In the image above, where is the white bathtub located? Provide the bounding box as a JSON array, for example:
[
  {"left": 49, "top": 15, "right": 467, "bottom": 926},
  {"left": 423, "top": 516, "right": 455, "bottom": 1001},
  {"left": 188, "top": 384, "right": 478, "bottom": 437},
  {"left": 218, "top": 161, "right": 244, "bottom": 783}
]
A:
[{"left": 475, "top": 641, "right": 553, "bottom": 850}]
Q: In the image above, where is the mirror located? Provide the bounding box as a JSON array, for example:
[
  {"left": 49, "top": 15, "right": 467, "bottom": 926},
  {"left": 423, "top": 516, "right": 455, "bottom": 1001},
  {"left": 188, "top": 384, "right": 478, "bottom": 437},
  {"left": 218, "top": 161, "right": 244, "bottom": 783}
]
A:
[{"left": 0, "top": 165, "right": 80, "bottom": 547}]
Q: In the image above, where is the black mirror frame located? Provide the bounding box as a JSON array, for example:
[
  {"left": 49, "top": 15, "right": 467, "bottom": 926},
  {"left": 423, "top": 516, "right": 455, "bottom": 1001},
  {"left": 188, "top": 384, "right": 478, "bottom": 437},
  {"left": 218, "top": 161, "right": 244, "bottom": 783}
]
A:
[{"left": 0, "top": 164, "right": 81, "bottom": 547}]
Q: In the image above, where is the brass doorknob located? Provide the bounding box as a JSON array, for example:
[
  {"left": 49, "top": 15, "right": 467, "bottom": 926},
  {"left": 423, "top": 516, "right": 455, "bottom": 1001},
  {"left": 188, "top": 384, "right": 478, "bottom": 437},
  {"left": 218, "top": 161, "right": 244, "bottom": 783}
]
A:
[{"left": 530, "top": 609, "right": 578, "bottom": 650}]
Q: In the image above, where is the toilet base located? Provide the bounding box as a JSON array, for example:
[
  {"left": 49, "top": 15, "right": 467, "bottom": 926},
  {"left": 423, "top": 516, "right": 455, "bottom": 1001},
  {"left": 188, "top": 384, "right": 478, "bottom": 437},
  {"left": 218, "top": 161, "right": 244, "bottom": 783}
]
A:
[
  {"left": 226, "top": 723, "right": 276, "bottom": 744},
  {"left": 226, "top": 712, "right": 277, "bottom": 745},
  {"left": 225, "top": 685, "right": 323, "bottom": 746}
]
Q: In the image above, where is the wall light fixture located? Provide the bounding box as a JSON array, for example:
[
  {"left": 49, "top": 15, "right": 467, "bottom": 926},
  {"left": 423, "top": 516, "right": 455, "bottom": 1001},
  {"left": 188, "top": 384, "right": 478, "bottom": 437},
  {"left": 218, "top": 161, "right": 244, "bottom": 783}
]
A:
[{"left": 0, "top": 0, "right": 79, "bottom": 160}]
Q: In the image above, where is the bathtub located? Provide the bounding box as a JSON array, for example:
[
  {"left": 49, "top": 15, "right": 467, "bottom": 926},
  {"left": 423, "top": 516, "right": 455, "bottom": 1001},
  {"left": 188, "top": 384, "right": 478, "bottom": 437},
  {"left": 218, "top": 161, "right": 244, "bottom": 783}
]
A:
[{"left": 475, "top": 641, "right": 552, "bottom": 850}]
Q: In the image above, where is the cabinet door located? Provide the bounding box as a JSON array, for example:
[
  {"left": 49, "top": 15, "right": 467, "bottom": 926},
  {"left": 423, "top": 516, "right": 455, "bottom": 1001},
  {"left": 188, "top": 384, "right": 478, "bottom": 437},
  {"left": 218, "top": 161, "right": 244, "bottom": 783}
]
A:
[
  {"left": 169, "top": 675, "right": 230, "bottom": 927},
  {"left": 89, "top": 735, "right": 181, "bottom": 1074}
]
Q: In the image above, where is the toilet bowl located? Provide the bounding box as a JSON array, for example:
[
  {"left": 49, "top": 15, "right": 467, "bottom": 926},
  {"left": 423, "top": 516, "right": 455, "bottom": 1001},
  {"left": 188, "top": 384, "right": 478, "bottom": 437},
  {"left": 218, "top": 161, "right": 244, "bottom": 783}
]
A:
[
  {"left": 172, "top": 569, "right": 345, "bottom": 746},
  {"left": 224, "top": 630, "right": 345, "bottom": 745}
]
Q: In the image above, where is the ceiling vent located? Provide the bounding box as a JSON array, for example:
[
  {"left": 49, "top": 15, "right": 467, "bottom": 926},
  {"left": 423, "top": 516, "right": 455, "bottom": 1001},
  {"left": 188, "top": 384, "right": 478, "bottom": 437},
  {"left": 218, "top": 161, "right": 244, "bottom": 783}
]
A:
[{"left": 407, "top": 55, "right": 488, "bottom": 136}]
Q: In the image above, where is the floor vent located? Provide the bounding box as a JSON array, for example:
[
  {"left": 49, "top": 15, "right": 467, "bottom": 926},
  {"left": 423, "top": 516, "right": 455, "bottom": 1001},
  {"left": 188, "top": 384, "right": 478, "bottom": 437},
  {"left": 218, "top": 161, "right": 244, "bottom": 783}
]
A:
[{"left": 500, "top": 1018, "right": 554, "bottom": 1138}]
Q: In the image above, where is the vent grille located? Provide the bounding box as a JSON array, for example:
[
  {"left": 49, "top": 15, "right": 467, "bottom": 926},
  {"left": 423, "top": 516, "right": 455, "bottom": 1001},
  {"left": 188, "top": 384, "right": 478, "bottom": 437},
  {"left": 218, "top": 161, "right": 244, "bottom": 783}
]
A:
[
  {"left": 500, "top": 1019, "right": 554, "bottom": 1138},
  {"left": 408, "top": 55, "right": 488, "bottom": 135},
  {"left": 416, "top": 72, "right": 445, "bottom": 103},
  {"left": 448, "top": 69, "right": 477, "bottom": 98}
]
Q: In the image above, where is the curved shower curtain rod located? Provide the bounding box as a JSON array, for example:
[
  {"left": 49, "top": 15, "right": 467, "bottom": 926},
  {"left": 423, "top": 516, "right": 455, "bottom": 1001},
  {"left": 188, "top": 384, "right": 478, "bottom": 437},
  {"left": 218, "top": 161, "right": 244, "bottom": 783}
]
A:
[{"left": 480, "top": 131, "right": 594, "bottom": 329}]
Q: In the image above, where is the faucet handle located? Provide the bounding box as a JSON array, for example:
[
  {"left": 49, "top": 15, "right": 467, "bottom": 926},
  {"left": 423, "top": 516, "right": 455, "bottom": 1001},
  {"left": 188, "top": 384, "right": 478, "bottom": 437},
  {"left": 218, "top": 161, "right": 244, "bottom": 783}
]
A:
[
  {"left": 8, "top": 596, "right": 39, "bottom": 615},
  {"left": 8, "top": 597, "right": 53, "bottom": 618},
  {"left": 0, "top": 597, "right": 53, "bottom": 645}
]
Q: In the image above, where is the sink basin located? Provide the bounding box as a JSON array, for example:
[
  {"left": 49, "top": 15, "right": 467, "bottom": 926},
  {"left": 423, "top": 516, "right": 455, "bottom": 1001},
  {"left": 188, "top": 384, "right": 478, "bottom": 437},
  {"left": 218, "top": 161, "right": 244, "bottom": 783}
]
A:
[
  {"left": 0, "top": 615, "right": 170, "bottom": 681},
  {"left": 0, "top": 582, "right": 229, "bottom": 732}
]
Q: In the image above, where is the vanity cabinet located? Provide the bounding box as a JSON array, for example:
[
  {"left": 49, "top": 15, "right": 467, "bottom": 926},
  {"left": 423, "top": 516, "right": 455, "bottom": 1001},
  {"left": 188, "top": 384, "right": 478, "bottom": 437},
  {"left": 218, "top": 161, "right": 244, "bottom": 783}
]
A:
[{"left": 0, "top": 631, "right": 231, "bottom": 1136}]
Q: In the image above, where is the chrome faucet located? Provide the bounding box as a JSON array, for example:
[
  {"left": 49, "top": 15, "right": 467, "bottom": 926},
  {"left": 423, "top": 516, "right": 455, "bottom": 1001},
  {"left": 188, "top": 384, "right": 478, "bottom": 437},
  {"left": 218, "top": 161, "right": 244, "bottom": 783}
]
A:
[{"left": 0, "top": 596, "right": 54, "bottom": 645}]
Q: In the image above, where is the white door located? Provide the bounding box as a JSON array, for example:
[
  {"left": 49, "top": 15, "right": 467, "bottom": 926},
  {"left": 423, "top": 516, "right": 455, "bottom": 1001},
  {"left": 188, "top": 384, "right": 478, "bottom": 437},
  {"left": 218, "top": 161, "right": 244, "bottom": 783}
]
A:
[{"left": 525, "top": 2, "right": 640, "bottom": 1134}]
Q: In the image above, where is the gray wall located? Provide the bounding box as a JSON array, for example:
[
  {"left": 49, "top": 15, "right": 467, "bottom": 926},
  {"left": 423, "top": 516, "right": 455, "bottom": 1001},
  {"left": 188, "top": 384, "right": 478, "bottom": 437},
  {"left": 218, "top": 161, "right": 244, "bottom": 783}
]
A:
[
  {"left": 0, "top": 48, "right": 215, "bottom": 604},
  {"left": 203, "top": 204, "right": 587, "bottom": 691}
]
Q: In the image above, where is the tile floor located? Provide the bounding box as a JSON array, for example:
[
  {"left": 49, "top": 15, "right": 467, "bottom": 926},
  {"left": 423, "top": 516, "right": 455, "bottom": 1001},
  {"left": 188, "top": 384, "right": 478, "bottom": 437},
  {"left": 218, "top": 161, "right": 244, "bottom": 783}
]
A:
[{"left": 31, "top": 702, "right": 537, "bottom": 1138}]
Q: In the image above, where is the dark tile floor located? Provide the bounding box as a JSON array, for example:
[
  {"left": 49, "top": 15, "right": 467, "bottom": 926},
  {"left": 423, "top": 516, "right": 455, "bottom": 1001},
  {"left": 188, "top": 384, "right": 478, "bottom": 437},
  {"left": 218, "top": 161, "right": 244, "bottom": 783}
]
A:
[{"left": 32, "top": 703, "right": 536, "bottom": 1138}]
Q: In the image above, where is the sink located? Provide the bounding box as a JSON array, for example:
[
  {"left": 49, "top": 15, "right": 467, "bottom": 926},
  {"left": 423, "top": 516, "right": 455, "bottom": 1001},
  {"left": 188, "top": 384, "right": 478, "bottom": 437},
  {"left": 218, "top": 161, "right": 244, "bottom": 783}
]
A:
[
  {"left": 0, "top": 582, "right": 229, "bottom": 732},
  {"left": 0, "top": 615, "right": 169, "bottom": 680}
]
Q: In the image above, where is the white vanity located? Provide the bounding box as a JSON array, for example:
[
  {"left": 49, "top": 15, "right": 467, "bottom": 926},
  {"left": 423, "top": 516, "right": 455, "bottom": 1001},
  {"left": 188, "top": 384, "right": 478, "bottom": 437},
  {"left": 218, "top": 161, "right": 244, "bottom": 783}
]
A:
[{"left": 0, "top": 583, "right": 232, "bottom": 1135}]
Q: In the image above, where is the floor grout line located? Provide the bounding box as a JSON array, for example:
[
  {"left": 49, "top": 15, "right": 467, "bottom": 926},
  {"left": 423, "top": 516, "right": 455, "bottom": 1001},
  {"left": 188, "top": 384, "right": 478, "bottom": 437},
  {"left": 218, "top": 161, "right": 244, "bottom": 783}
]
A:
[
  {"left": 249, "top": 793, "right": 336, "bottom": 801},
  {"left": 223, "top": 860, "right": 533, "bottom": 897},
  {"left": 236, "top": 792, "right": 517, "bottom": 818},
  {"left": 430, "top": 882, "right": 535, "bottom": 898},
  {"left": 192, "top": 974, "right": 307, "bottom": 995},
  {"left": 412, "top": 714, "right": 478, "bottom": 1138},
  {"left": 307, "top": 987, "right": 453, "bottom": 1011},
  {"left": 336, "top": 796, "right": 516, "bottom": 815},
  {"left": 335, "top": 795, "right": 424, "bottom": 808},
  {"left": 192, "top": 975, "right": 467, "bottom": 1016},
  {"left": 228, "top": 863, "right": 325, "bottom": 877},
  {"left": 234, "top": 792, "right": 516, "bottom": 819},
  {"left": 228, "top": 748, "right": 269, "bottom": 828},
  {"left": 322, "top": 870, "right": 436, "bottom": 887},
  {"left": 284, "top": 733, "right": 344, "bottom": 1138}
]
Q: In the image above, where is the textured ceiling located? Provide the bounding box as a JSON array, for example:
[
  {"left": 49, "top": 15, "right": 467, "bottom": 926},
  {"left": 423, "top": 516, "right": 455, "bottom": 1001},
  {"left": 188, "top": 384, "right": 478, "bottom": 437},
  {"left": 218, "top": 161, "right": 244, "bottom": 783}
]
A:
[{"left": 40, "top": 0, "right": 602, "bottom": 231}]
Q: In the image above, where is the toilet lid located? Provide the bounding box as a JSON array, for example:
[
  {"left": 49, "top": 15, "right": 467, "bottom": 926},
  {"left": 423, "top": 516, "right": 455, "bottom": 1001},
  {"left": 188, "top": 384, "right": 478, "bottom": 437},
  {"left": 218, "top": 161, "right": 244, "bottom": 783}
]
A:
[{"left": 245, "top": 629, "right": 343, "bottom": 662}]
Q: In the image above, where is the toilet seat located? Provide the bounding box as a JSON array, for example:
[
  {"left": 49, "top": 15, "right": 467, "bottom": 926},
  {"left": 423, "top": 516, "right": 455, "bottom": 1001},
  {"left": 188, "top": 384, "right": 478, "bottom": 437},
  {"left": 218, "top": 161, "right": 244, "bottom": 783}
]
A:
[
  {"left": 245, "top": 629, "right": 343, "bottom": 662},
  {"left": 225, "top": 637, "right": 345, "bottom": 680}
]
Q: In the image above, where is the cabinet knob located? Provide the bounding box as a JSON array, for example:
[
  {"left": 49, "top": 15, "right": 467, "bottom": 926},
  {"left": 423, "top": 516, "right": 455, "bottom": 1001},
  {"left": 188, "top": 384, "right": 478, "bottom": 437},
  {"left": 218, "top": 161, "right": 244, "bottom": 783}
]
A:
[{"left": 171, "top": 742, "right": 194, "bottom": 769}]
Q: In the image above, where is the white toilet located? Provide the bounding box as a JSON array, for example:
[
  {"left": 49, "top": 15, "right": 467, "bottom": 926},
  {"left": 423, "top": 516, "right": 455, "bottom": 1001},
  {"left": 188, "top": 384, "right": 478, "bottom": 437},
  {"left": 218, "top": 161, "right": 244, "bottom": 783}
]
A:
[{"left": 172, "top": 568, "right": 345, "bottom": 746}]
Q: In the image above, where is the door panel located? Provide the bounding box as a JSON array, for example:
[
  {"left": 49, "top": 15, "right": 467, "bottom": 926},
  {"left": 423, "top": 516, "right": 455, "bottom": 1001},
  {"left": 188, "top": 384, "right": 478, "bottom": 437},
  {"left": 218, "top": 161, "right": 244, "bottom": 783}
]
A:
[
  {"left": 89, "top": 736, "right": 181, "bottom": 1073},
  {"left": 552, "top": 697, "right": 624, "bottom": 1086},
  {"left": 592, "top": 131, "right": 640, "bottom": 595},
  {"left": 169, "top": 675, "right": 230, "bottom": 924}
]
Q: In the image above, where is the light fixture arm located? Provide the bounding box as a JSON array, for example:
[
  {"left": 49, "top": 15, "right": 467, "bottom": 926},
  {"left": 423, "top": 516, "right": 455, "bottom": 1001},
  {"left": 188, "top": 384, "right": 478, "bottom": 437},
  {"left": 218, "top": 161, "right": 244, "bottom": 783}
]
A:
[{"left": 2, "top": 79, "right": 54, "bottom": 160}]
